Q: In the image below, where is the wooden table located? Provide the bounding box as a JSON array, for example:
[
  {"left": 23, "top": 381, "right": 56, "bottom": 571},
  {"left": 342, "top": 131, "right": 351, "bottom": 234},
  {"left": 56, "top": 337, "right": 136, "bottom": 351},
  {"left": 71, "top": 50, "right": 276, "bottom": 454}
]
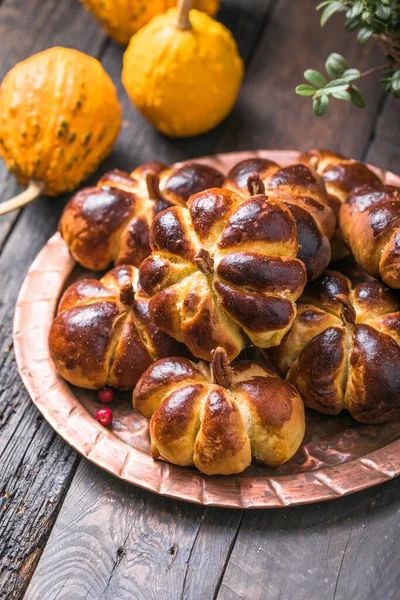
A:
[{"left": 1, "top": 1, "right": 399, "bottom": 598}]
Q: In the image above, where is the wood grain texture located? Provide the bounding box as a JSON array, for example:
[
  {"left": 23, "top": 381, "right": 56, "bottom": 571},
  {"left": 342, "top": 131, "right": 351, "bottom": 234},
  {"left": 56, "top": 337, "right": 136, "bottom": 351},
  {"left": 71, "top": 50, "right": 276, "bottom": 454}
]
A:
[
  {"left": 0, "top": 0, "right": 106, "bottom": 597},
  {"left": 214, "top": 7, "right": 400, "bottom": 598},
  {"left": 0, "top": 0, "right": 107, "bottom": 246},
  {"left": 0, "top": 195, "right": 81, "bottom": 599},
  {"left": 216, "top": 479, "right": 400, "bottom": 600},
  {"left": 215, "top": 0, "right": 385, "bottom": 160},
  {"left": 25, "top": 459, "right": 242, "bottom": 600},
  {"left": 365, "top": 94, "right": 400, "bottom": 173},
  {"left": 3, "top": 0, "right": 400, "bottom": 599},
  {"left": 0, "top": 1, "right": 275, "bottom": 597}
]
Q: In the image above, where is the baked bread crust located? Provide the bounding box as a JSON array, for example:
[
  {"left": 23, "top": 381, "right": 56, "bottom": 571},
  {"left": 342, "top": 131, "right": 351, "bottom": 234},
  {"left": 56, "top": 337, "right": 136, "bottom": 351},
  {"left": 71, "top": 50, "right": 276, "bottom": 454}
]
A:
[
  {"left": 224, "top": 158, "right": 336, "bottom": 281},
  {"left": 59, "top": 162, "right": 224, "bottom": 271},
  {"left": 341, "top": 185, "right": 400, "bottom": 289},
  {"left": 49, "top": 265, "right": 183, "bottom": 390},
  {"left": 274, "top": 270, "right": 400, "bottom": 423},
  {"left": 298, "top": 148, "right": 383, "bottom": 261},
  {"left": 133, "top": 348, "right": 305, "bottom": 475},
  {"left": 139, "top": 187, "right": 307, "bottom": 361}
]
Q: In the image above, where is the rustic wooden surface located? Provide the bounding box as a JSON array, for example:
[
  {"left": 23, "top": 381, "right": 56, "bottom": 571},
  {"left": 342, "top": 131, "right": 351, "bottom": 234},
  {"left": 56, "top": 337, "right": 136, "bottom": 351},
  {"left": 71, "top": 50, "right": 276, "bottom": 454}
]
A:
[{"left": 0, "top": 0, "right": 399, "bottom": 598}]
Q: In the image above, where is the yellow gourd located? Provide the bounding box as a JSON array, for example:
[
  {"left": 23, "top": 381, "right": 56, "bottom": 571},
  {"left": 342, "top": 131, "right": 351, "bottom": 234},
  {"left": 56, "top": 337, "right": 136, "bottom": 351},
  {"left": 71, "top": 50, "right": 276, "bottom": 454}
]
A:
[
  {"left": 0, "top": 47, "right": 121, "bottom": 214},
  {"left": 122, "top": 2, "right": 244, "bottom": 138},
  {"left": 80, "top": 0, "right": 220, "bottom": 45}
]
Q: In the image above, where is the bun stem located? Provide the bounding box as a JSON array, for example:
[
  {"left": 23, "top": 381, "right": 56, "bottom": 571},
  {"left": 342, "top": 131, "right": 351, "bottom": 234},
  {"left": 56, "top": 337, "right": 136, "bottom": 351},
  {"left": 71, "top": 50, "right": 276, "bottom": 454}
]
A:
[
  {"left": 211, "top": 347, "right": 232, "bottom": 388},
  {"left": 336, "top": 293, "right": 356, "bottom": 326}
]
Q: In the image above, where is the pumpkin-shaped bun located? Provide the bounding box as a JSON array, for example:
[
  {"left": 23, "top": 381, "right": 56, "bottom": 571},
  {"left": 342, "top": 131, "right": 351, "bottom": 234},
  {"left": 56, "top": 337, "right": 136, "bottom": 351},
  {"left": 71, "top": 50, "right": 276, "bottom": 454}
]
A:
[
  {"left": 133, "top": 348, "right": 305, "bottom": 475},
  {"left": 0, "top": 47, "right": 121, "bottom": 196},
  {"left": 80, "top": 0, "right": 220, "bottom": 45},
  {"left": 274, "top": 271, "right": 400, "bottom": 424},
  {"left": 224, "top": 158, "right": 336, "bottom": 281},
  {"left": 298, "top": 149, "right": 382, "bottom": 261},
  {"left": 122, "top": 9, "right": 243, "bottom": 137},
  {"left": 59, "top": 161, "right": 224, "bottom": 271},
  {"left": 49, "top": 265, "right": 183, "bottom": 390},
  {"left": 341, "top": 185, "right": 400, "bottom": 289},
  {"left": 139, "top": 187, "right": 307, "bottom": 361}
]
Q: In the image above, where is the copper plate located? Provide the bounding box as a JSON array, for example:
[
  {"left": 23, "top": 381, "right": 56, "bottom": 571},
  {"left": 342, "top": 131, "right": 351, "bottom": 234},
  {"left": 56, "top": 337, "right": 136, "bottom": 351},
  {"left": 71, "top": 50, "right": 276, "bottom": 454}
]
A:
[{"left": 13, "top": 150, "right": 400, "bottom": 509}]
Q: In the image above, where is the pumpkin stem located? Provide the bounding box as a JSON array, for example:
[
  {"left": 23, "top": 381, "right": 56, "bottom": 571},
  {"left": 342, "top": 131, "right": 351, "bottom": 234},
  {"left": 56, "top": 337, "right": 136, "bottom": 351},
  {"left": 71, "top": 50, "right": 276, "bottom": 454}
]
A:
[
  {"left": 336, "top": 293, "right": 356, "bottom": 326},
  {"left": 146, "top": 172, "right": 162, "bottom": 201},
  {"left": 210, "top": 347, "right": 232, "bottom": 388},
  {"left": 146, "top": 172, "right": 173, "bottom": 215},
  {"left": 119, "top": 282, "right": 135, "bottom": 306},
  {"left": 247, "top": 175, "right": 265, "bottom": 196},
  {"left": 0, "top": 180, "right": 44, "bottom": 216},
  {"left": 194, "top": 248, "right": 214, "bottom": 274},
  {"left": 176, "top": 0, "right": 192, "bottom": 30}
]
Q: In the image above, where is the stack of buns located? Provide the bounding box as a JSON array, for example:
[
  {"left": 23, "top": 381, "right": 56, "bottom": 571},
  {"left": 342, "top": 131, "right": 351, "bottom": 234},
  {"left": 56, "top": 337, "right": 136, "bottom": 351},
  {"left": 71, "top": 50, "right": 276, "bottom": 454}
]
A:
[{"left": 49, "top": 149, "right": 400, "bottom": 475}]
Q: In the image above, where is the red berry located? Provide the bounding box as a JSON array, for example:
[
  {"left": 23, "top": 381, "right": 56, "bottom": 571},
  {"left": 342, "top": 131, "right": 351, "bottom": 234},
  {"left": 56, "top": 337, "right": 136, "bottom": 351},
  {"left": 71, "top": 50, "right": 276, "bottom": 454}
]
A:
[
  {"left": 98, "top": 388, "right": 114, "bottom": 403},
  {"left": 347, "top": 85, "right": 352, "bottom": 92},
  {"left": 96, "top": 408, "right": 113, "bottom": 426}
]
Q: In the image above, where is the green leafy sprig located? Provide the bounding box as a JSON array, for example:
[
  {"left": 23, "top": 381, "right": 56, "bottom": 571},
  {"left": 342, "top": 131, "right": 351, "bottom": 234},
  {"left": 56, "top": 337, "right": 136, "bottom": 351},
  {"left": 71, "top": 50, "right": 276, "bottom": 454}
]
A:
[
  {"left": 296, "top": 54, "right": 368, "bottom": 115},
  {"left": 318, "top": 0, "right": 399, "bottom": 43},
  {"left": 296, "top": 1, "right": 400, "bottom": 115}
]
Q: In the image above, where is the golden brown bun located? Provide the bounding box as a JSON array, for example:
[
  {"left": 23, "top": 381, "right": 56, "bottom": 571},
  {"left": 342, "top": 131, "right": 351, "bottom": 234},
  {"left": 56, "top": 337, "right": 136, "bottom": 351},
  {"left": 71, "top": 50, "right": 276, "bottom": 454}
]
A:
[
  {"left": 298, "top": 149, "right": 383, "bottom": 261},
  {"left": 49, "top": 265, "right": 184, "bottom": 390},
  {"left": 341, "top": 185, "right": 400, "bottom": 289},
  {"left": 133, "top": 348, "right": 305, "bottom": 475},
  {"left": 224, "top": 158, "right": 336, "bottom": 281},
  {"left": 59, "top": 162, "right": 224, "bottom": 271},
  {"left": 273, "top": 270, "right": 400, "bottom": 423},
  {"left": 139, "top": 188, "right": 307, "bottom": 361}
]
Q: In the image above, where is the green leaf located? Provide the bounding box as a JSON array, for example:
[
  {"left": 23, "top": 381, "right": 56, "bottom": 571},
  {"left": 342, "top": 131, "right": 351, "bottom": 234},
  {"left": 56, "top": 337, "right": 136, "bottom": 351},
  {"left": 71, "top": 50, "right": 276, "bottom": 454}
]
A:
[
  {"left": 361, "top": 10, "right": 372, "bottom": 24},
  {"left": 350, "top": 85, "right": 366, "bottom": 108},
  {"left": 345, "top": 16, "right": 361, "bottom": 31},
  {"left": 391, "top": 72, "right": 400, "bottom": 97},
  {"left": 296, "top": 84, "right": 316, "bottom": 96},
  {"left": 376, "top": 4, "right": 391, "bottom": 20},
  {"left": 324, "top": 78, "right": 350, "bottom": 93},
  {"left": 325, "top": 53, "right": 350, "bottom": 78},
  {"left": 313, "top": 95, "right": 329, "bottom": 116},
  {"left": 304, "top": 69, "right": 327, "bottom": 88},
  {"left": 320, "top": 1, "right": 347, "bottom": 26},
  {"left": 342, "top": 68, "right": 361, "bottom": 81},
  {"left": 332, "top": 90, "right": 351, "bottom": 101},
  {"left": 357, "top": 27, "right": 373, "bottom": 44},
  {"left": 316, "top": 0, "right": 333, "bottom": 9},
  {"left": 346, "top": 1, "right": 363, "bottom": 18}
]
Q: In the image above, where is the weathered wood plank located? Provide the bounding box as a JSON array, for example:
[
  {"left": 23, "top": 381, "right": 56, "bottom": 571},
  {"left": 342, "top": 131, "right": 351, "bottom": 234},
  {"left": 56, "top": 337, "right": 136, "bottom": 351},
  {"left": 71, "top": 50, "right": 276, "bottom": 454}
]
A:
[
  {"left": 0, "top": 1, "right": 275, "bottom": 597},
  {"left": 215, "top": 8, "right": 400, "bottom": 597},
  {"left": 216, "top": 479, "right": 400, "bottom": 600},
  {"left": 0, "top": 0, "right": 107, "bottom": 597},
  {"left": 365, "top": 94, "right": 400, "bottom": 173},
  {"left": 23, "top": 1, "right": 399, "bottom": 599},
  {"left": 215, "top": 0, "right": 385, "bottom": 160},
  {"left": 0, "top": 195, "right": 84, "bottom": 600},
  {"left": 0, "top": 0, "right": 107, "bottom": 246},
  {"left": 25, "top": 459, "right": 242, "bottom": 600},
  {"left": 4, "top": 1, "right": 399, "bottom": 599},
  {"left": 0, "top": 195, "right": 80, "bottom": 599}
]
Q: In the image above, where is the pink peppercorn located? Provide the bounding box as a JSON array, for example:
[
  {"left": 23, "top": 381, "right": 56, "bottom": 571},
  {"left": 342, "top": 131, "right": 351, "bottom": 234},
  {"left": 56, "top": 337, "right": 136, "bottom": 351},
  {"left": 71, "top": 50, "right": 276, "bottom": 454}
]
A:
[
  {"left": 96, "top": 408, "right": 113, "bottom": 426},
  {"left": 98, "top": 388, "right": 114, "bottom": 403}
]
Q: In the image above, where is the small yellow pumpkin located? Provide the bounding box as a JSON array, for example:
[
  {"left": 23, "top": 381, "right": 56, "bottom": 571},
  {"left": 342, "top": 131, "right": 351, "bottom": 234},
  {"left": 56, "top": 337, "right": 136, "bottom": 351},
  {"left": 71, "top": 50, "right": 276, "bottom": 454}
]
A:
[
  {"left": 0, "top": 47, "right": 121, "bottom": 212},
  {"left": 80, "top": 0, "right": 220, "bottom": 46},
  {"left": 122, "top": 3, "right": 244, "bottom": 138}
]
